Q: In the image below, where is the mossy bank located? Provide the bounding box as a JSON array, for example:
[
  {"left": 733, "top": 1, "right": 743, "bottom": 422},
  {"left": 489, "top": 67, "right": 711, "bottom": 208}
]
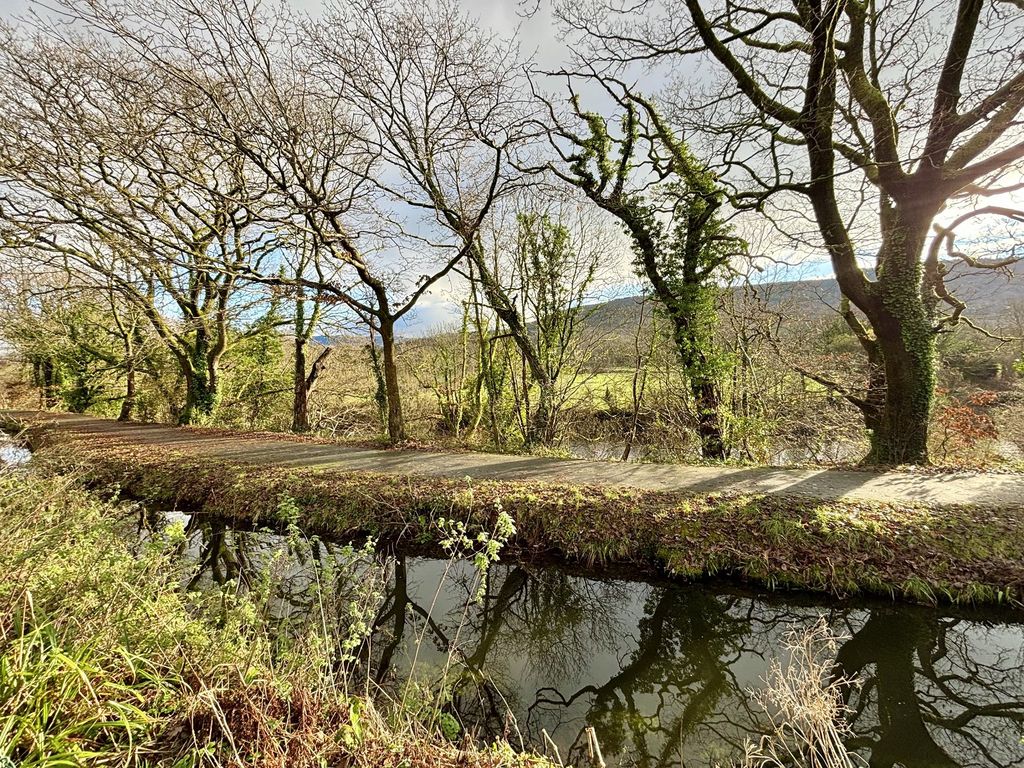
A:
[{"left": 9, "top": 418, "right": 1024, "bottom": 609}]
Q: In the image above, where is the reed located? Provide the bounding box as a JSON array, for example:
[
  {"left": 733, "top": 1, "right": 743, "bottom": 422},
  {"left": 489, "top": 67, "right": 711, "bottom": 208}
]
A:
[{"left": 741, "top": 619, "right": 864, "bottom": 768}]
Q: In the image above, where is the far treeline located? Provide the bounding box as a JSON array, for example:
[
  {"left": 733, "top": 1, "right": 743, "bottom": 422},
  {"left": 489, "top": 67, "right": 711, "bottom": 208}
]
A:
[{"left": 0, "top": 0, "right": 1022, "bottom": 467}]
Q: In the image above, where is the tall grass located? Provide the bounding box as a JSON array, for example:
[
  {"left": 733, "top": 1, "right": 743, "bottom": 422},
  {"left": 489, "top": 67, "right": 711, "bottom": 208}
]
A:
[
  {"left": 0, "top": 468, "right": 551, "bottom": 768},
  {"left": 741, "top": 619, "right": 864, "bottom": 768}
]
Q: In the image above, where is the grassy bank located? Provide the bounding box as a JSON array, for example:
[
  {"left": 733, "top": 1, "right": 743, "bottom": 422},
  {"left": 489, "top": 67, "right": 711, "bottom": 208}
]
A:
[
  {"left": 0, "top": 467, "right": 556, "bottom": 767},
  {"left": 14, "top": 420, "right": 1024, "bottom": 608}
]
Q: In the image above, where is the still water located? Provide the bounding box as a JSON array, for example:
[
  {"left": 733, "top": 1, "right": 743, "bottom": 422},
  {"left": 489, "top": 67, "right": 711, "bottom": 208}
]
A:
[
  {"left": 0, "top": 434, "right": 31, "bottom": 467},
  {"left": 149, "top": 512, "right": 1024, "bottom": 768}
]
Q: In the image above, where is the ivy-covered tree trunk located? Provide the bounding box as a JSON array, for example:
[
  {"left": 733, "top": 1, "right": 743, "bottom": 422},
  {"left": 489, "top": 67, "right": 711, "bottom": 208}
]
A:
[
  {"left": 549, "top": 96, "right": 736, "bottom": 461},
  {"left": 526, "top": 378, "right": 558, "bottom": 448},
  {"left": 693, "top": 378, "right": 727, "bottom": 461},
  {"left": 466, "top": 244, "right": 563, "bottom": 448},
  {"left": 862, "top": 220, "right": 937, "bottom": 465},
  {"left": 181, "top": 366, "right": 220, "bottom": 426},
  {"left": 666, "top": 290, "right": 728, "bottom": 462},
  {"left": 478, "top": 332, "right": 507, "bottom": 449},
  {"left": 179, "top": 336, "right": 221, "bottom": 426},
  {"left": 667, "top": 327, "right": 728, "bottom": 461},
  {"left": 802, "top": 96, "right": 941, "bottom": 465},
  {"left": 870, "top": 324, "right": 934, "bottom": 464}
]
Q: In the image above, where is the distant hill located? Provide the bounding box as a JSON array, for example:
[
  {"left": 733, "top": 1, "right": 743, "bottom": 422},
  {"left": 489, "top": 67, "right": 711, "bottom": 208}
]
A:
[
  {"left": 582, "top": 261, "right": 1024, "bottom": 336},
  {"left": 313, "top": 262, "right": 1022, "bottom": 345}
]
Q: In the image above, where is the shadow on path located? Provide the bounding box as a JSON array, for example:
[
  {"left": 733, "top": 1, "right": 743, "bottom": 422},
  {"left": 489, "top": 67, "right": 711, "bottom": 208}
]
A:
[{"left": 3, "top": 410, "right": 1021, "bottom": 509}]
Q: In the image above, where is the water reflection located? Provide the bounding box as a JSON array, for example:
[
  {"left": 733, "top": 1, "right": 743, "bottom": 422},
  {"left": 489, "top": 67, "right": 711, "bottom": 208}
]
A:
[
  {"left": 0, "top": 434, "right": 31, "bottom": 468},
  {"left": 162, "top": 514, "right": 1024, "bottom": 768}
]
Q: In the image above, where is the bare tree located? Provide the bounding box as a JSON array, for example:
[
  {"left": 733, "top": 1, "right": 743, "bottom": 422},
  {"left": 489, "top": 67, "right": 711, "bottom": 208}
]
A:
[
  {"left": 0, "top": 29, "right": 278, "bottom": 424},
  {"left": 309, "top": 0, "right": 537, "bottom": 438},
  {"left": 556, "top": 0, "right": 1024, "bottom": 464},
  {"left": 43, "top": 0, "right": 518, "bottom": 442}
]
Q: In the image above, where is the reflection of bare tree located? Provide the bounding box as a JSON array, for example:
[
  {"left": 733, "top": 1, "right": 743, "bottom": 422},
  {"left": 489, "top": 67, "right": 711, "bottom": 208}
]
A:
[
  {"left": 184, "top": 519, "right": 253, "bottom": 590},
  {"left": 371, "top": 563, "right": 1024, "bottom": 768},
  {"left": 367, "top": 562, "right": 632, "bottom": 742},
  {"left": 370, "top": 555, "right": 411, "bottom": 685},
  {"left": 166, "top": 520, "right": 1024, "bottom": 768},
  {"left": 368, "top": 564, "right": 758, "bottom": 766},
  {"left": 464, "top": 566, "right": 629, "bottom": 680},
  {"left": 835, "top": 609, "right": 1024, "bottom": 768},
  {"left": 528, "top": 587, "right": 753, "bottom": 768}
]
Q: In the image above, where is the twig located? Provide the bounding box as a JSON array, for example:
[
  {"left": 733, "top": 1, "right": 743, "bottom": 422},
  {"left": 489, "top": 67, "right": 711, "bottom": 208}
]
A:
[
  {"left": 542, "top": 728, "right": 564, "bottom": 766},
  {"left": 586, "top": 726, "right": 606, "bottom": 768}
]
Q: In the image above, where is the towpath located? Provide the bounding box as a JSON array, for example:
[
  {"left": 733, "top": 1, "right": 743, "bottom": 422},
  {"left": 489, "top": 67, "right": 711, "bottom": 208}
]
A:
[{"left": 3, "top": 410, "right": 1022, "bottom": 509}]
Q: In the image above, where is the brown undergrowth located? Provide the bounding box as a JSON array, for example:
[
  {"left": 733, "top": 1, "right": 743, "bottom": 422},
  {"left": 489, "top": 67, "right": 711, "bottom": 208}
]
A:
[{"left": 16, "top": 421, "right": 1024, "bottom": 608}]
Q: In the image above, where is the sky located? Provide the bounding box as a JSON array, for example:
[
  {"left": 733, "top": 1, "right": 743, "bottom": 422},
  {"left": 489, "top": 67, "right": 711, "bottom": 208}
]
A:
[{"left": 2, "top": 0, "right": 1021, "bottom": 337}]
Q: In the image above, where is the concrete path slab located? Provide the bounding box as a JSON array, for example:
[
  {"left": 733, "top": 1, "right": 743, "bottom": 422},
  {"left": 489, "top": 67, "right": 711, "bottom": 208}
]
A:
[{"left": 4, "top": 410, "right": 1022, "bottom": 509}]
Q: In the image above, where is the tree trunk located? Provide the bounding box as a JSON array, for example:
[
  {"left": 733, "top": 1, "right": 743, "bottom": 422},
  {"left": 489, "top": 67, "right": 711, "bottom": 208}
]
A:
[
  {"left": 862, "top": 217, "right": 937, "bottom": 465},
  {"left": 868, "top": 318, "right": 935, "bottom": 464},
  {"left": 181, "top": 372, "right": 218, "bottom": 425},
  {"left": 673, "top": 326, "right": 729, "bottom": 461},
  {"left": 292, "top": 337, "right": 310, "bottom": 433},
  {"left": 180, "top": 361, "right": 219, "bottom": 426},
  {"left": 467, "top": 245, "right": 558, "bottom": 447},
  {"left": 378, "top": 318, "right": 406, "bottom": 443},
  {"left": 481, "top": 338, "right": 505, "bottom": 449},
  {"left": 292, "top": 339, "right": 331, "bottom": 434},
  {"left": 118, "top": 329, "right": 138, "bottom": 422},
  {"left": 39, "top": 358, "right": 61, "bottom": 409},
  {"left": 526, "top": 378, "right": 557, "bottom": 447},
  {"left": 118, "top": 366, "right": 136, "bottom": 422},
  {"left": 805, "top": 109, "right": 939, "bottom": 465},
  {"left": 178, "top": 331, "right": 223, "bottom": 426},
  {"left": 693, "top": 378, "right": 727, "bottom": 461}
]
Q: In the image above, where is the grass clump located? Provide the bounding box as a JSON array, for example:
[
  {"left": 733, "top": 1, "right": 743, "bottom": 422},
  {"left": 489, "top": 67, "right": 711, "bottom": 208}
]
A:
[
  {"left": 740, "top": 619, "right": 863, "bottom": 768},
  {"left": 0, "top": 468, "right": 555, "bottom": 768},
  {"left": 11, "top": 421, "right": 1024, "bottom": 607}
]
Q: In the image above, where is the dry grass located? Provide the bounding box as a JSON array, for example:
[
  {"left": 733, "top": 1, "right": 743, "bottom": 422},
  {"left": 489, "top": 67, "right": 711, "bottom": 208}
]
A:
[{"left": 740, "top": 619, "right": 864, "bottom": 768}]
